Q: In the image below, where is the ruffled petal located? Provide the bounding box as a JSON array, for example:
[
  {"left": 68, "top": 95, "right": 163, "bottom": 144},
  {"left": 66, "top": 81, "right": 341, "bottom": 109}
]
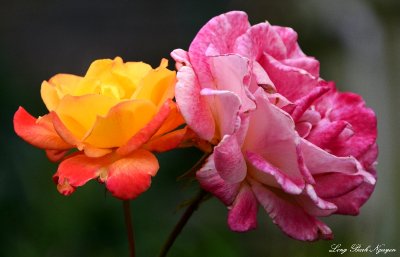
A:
[
  {"left": 14, "top": 107, "right": 72, "bottom": 150},
  {"left": 313, "top": 172, "right": 365, "bottom": 199},
  {"left": 189, "top": 11, "right": 250, "bottom": 88},
  {"left": 260, "top": 53, "right": 319, "bottom": 102},
  {"left": 227, "top": 183, "right": 258, "bottom": 232},
  {"left": 296, "top": 184, "right": 337, "bottom": 217},
  {"left": 250, "top": 179, "right": 333, "bottom": 241},
  {"left": 324, "top": 169, "right": 376, "bottom": 215},
  {"left": 196, "top": 154, "right": 241, "bottom": 206},
  {"left": 243, "top": 89, "right": 304, "bottom": 183},
  {"left": 300, "top": 139, "right": 376, "bottom": 186},
  {"left": 214, "top": 135, "right": 247, "bottom": 183},
  {"left": 105, "top": 150, "right": 159, "bottom": 200},
  {"left": 321, "top": 91, "right": 377, "bottom": 159},
  {"left": 175, "top": 66, "right": 215, "bottom": 141},
  {"left": 234, "top": 22, "right": 287, "bottom": 61},
  {"left": 246, "top": 151, "right": 304, "bottom": 195}
]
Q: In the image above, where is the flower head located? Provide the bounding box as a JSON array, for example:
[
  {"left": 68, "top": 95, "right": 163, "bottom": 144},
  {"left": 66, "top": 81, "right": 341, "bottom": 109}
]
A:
[
  {"left": 172, "top": 11, "right": 377, "bottom": 241},
  {"left": 14, "top": 57, "right": 185, "bottom": 200}
]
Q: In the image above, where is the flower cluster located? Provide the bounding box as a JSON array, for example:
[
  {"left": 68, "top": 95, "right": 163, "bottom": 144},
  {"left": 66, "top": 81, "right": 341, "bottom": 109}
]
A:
[
  {"left": 172, "top": 11, "right": 377, "bottom": 241},
  {"left": 14, "top": 11, "right": 377, "bottom": 241}
]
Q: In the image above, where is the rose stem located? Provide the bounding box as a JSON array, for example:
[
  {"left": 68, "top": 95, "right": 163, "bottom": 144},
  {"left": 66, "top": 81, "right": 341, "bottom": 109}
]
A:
[
  {"left": 157, "top": 189, "right": 208, "bottom": 257},
  {"left": 123, "top": 200, "right": 135, "bottom": 257}
]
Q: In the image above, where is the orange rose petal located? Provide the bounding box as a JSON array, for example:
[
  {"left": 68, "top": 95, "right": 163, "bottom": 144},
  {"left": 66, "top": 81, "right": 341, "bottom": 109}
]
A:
[
  {"left": 116, "top": 99, "right": 171, "bottom": 156},
  {"left": 13, "top": 107, "right": 72, "bottom": 150},
  {"left": 53, "top": 153, "right": 115, "bottom": 195},
  {"left": 83, "top": 100, "right": 157, "bottom": 148},
  {"left": 153, "top": 100, "right": 185, "bottom": 137},
  {"left": 105, "top": 149, "right": 159, "bottom": 200},
  {"left": 145, "top": 128, "right": 187, "bottom": 152},
  {"left": 45, "top": 149, "right": 69, "bottom": 162},
  {"left": 51, "top": 111, "right": 112, "bottom": 157},
  {"left": 51, "top": 111, "right": 81, "bottom": 147}
]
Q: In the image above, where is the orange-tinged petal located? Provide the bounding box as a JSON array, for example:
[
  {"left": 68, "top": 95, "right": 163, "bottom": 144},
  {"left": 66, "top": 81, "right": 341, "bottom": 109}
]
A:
[
  {"left": 153, "top": 100, "right": 184, "bottom": 137},
  {"left": 51, "top": 111, "right": 113, "bottom": 157},
  {"left": 46, "top": 149, "right": 69, "bottom": 162},
  {"left": 145, "top": 128, "right": 187, "bottom": 152},
  {"left": 105, "top": 149, "right": 159, "bottom": 200},
  {"left": 14, "top": 107, "right": 72, "bottom": 150},
  {"left": 133, "top": 59, "right": 176, "bottom": 106},
  {"left": 116, "top": 99, "right": 172, "bottom": 156},
  {"left": 55, "top": 94, "right": 120, "bottom": 139},
  {"left": 53, "top": 153, "right": 115, "bottom": 195},
  {"left": 83, "top": 99, "right": 157, "bottom": 148}
]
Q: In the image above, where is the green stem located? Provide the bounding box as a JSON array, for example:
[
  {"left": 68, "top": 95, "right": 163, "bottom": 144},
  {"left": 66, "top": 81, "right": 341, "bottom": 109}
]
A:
[
  {"left": 123, "top": 200, "right": 135, "bottom": 257},
  {"left": 158, "top": 189, "right": 208, "bottom": 257}
]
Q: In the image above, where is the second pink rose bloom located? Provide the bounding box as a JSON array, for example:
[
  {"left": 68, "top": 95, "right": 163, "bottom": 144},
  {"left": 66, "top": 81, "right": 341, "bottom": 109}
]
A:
[{"left": 172, "top": 11, "right": 377, "bottom": 241}]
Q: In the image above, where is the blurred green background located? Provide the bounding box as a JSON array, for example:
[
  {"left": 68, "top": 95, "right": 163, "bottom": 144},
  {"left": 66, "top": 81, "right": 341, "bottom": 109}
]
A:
[{"left": 1, "top": 0, "right": 399, "bottom": 256}]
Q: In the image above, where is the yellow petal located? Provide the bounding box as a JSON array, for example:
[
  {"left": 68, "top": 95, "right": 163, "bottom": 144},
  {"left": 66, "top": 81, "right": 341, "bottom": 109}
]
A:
[
  {"left": 132, "top": 61, "right": 176, "bottom": 107},
  {"left": 55, "top": 94, "right": 119, "bottom": 139},
  {"left": 83, "top": 100, "right": 157, "bottom": 148},
  {"left": 49, "top": 74, "right": 83, "bottom": 96},
  {"left": 74, "top": 57, "right": 124, "bottom": 98},
  {"left": 41, "top": 81, "right": 60, "bottom": 111},
  {"left": 112, "top": 61, "right": 152, "bottom": 98},
  {"left": 41, "top": 74, "right": 83, "bottom": 111}
]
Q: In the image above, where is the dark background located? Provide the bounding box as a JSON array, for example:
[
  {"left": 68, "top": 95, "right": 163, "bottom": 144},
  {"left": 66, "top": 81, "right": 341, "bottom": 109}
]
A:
[{"left": 1, "top": 0, "right": 399, "bottom": 256}]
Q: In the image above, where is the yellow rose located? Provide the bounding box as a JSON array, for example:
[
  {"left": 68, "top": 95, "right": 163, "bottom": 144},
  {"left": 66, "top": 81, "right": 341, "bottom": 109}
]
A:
[{"left": 14, "top": 57, "right": 185, "bottom": 199}]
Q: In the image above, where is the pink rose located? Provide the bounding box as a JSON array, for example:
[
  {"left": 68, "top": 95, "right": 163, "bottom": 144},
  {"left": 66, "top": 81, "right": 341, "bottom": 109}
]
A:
[{"left": 172, "top": 11, "right": 377, "bottom": 241}]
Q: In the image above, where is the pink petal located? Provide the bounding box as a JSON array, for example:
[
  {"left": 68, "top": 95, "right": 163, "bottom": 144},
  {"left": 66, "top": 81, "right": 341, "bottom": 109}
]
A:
[
  {"left": 326, "top": 177, "right": 376, "bottom": 215},
  {"left": 171, "top": 49, "right": 191, "bottom": 70},
  {"left": 313, "top": 172, "right": 365, "bottom": 198},
  {"left": 243, "top": 89, "right": 304, "bottom": 183},
  {"left": 234, "top": 22, "right": 287, "bottom": 61},
  {"left": 201, "top": 88, "right": 241, "bottom": 138},
  {"left": 228, "top": 184, "right": 258, "bottom": 232},
  {"left": 174, "top": 66, "right": 215, "bottom": 141},
  {"left": 105, "top": 150, "right": 159, "bottom": 200},
  {"left": 196, "top": 154, "right": 241, "bottom": 206},
  {"left": 250, "top": 179, "right": 333, "bottom": 241},
  {"left": 260, "top": 54, "right": 319, "bottom": 102},
  {"left": 297, "top": 184, "right": 337, "bottom": 217},
  {"left": 208, "top": 54, "right": 256, "bottom": 112},
  {"left": 290, "top": 86, "right": 330, "bottom": 122},
  {"left": 307, "top": 120, "right": 353, "bottom": 150},
  {"left": 323, "top": 92, "right": 377, "bottom": 159},
  {"left": 246, "top": 151, "right": 304, "bottom": 195},
  {"left": 214, "top": 135, "right": 247, "bottom": 183},
  {"left": 189, "top": 11, "right": 250, "bottom": 88}
]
